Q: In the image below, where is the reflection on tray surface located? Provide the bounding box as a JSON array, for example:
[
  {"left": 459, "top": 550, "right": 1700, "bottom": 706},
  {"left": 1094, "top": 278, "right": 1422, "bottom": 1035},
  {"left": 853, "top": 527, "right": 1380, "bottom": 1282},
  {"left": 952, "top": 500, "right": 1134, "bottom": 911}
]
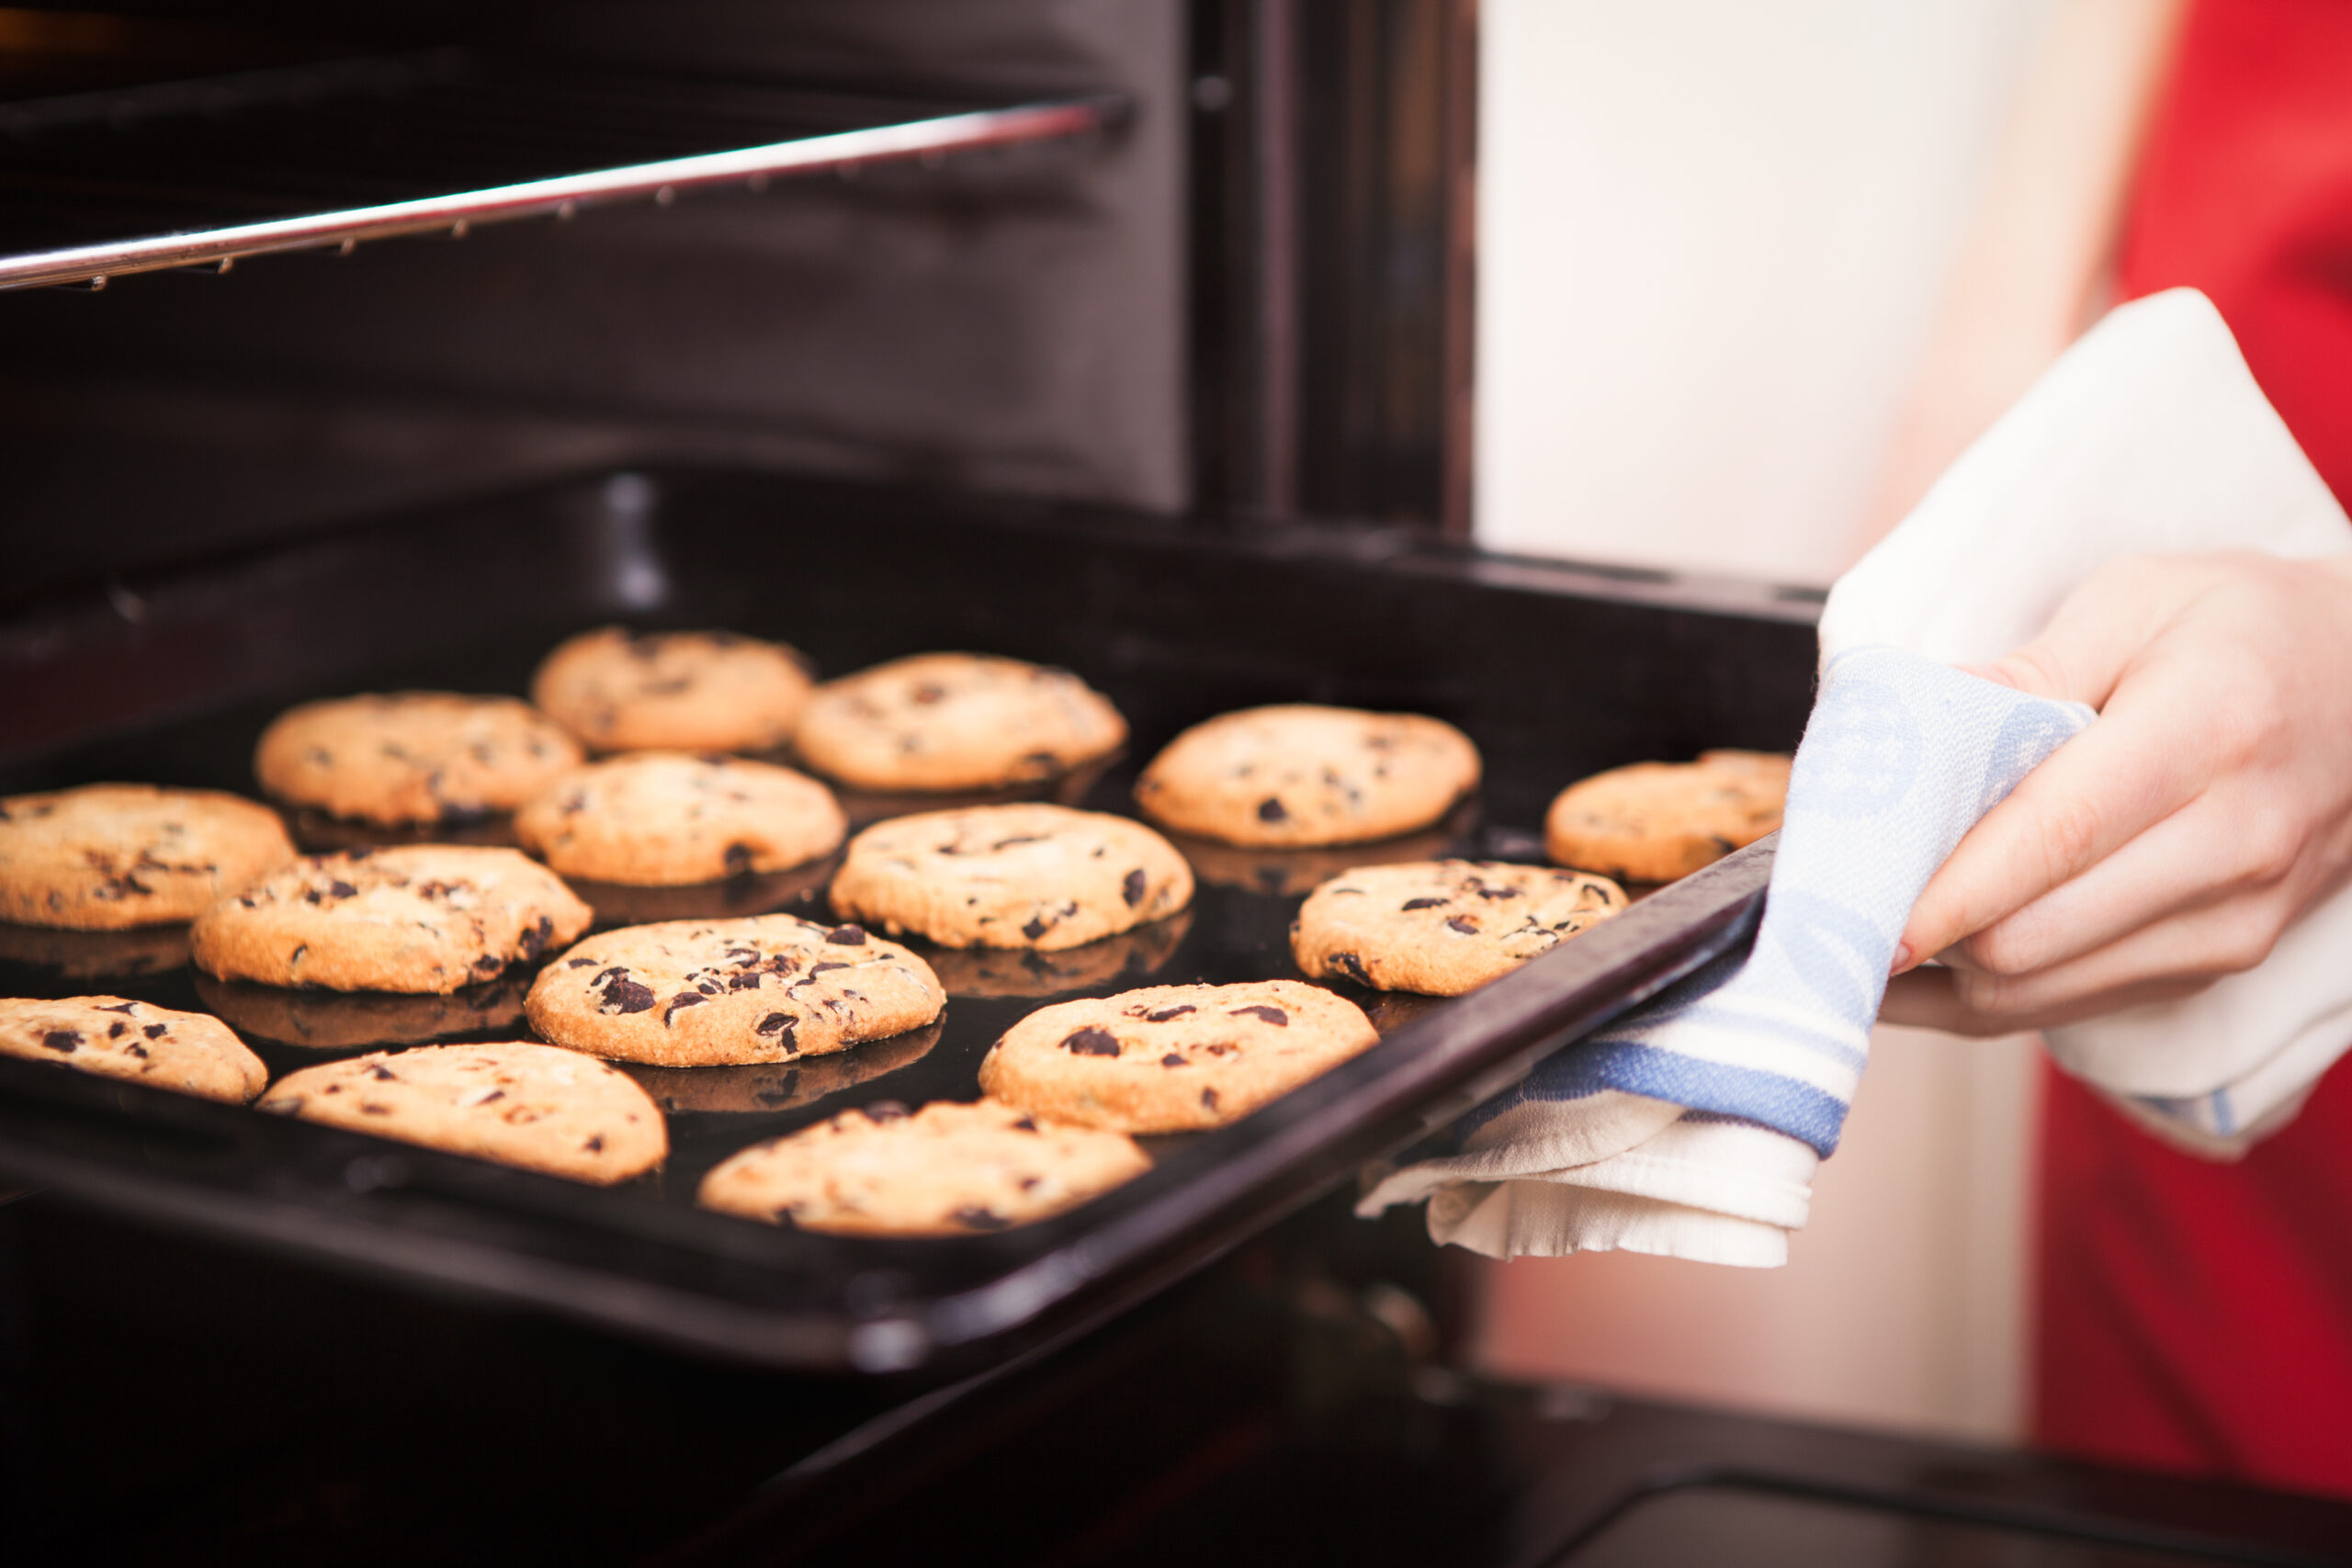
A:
[
  {"left": 196, "top": 973, "right": 530, "bottom": 1050},
  {"left": 0, "top": 920, "right": 191, "bottom": 981}
]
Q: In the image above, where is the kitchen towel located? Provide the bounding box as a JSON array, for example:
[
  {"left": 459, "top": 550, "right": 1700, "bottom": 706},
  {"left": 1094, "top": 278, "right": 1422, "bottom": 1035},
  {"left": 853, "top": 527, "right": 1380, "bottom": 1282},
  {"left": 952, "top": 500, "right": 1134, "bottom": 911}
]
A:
[{"left": 1362, "top": 288, "right": 2352, "bottom": 1263}]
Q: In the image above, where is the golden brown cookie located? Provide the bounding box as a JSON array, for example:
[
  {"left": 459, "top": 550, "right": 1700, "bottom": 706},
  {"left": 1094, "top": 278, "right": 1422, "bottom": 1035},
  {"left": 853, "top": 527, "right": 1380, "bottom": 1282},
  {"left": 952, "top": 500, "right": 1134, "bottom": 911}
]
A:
[
  {"left": 514, "top": 752, "right": 846, "bottom": 886},
  {"left": 792, "top": 653, "right": 1126, "bottom": 792},
  {"left": 977, "top": 979, "right": 1378, "bottom": 1133},
  {"left": 1134, "top": 705, "right": 1480, "bottom": 848},
  {"left": 829, "top": 804, "right": 1192, "bottom": 951},
  {"left": 254, "top": 692, "right": 583, "bottom": 825},
  {"left": 524, "top": 914, "right": 944, "bottom": 1067},
  {"left": 1544, "top": 750, "right": 1791, "bottom": 882},
  {"left": 257, "top": 1042, "right": 666, "bottom": 1184},
  {"left": 0, "top": 995, "right": 265, "bottom": 1104},
  {"left": 0, "top": 784, "right": 294, "bottom": 930},
  {"left": 189, "top": 846, "right": 593, "bottom": 994},
  {"left": 1290, "top": 861, "right": 1627, "bottom": 997},
  {"left": 530, "top": 627, "right": 816, "bottom": 753},
  {"left": 697, "top": 1098, "right": 1148, "bottom": 1235}
]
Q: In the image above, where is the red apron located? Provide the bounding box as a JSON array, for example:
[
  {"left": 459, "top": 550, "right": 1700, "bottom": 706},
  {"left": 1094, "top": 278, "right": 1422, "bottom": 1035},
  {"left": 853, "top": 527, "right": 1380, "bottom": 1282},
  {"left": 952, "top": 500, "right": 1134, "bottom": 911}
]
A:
[{"left": 2037, "top": 0, "right": 2352, "bottom": 1499}]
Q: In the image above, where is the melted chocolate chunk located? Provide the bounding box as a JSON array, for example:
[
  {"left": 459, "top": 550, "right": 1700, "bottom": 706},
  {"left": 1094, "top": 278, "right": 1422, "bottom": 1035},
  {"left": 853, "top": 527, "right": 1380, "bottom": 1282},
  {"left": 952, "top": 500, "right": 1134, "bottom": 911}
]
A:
[
  {"left": 1142, "top": 1004, "right": 1196, "bottom": 1023},
  {"left": 1230, "top": 1004, "right": 1288, "bottom": 1026},
  {"left": 39, "top": 1030, "right": 79, "bottom": 1054},
  {"left": 1160, "top": 1053, "right": 1188, "bottom": 1067},
  {"left": 1256, "top": 796, "right": 1288, "bottom": 822},
  {"left": 593, "top": 967, "right": 657, "bottom": 1015},
  {"left": 1121, "top": 868, "right": 1148, "bottom": 907},
  {"left": 1062, "top": 1026, "right": 1122, "bottom": 1057},
  {"left": 328, "top": 880, "right": 358, "bottom": 898},
  {"left": 809, "top": 961, "right": 848, "bottom": 975},
  {"left": 1200, "top": 1089, "right": 1220, "bottom": 1111},
  {"left": 1011, "top": 1115, "right": 1039, "bottom": 1133},
  {"left": 583, "top": 1134, "right": 605, "bottom": 1153},
  {"left": 1021, "top": 914, "right": 1052, "bottom": 941},
  {"left": 825, "top": 924, "right": 867, "bottom": 946},
  {"left": 516, "top": 916, "right": 555, "bottom": 959},
  {"left": 662, "top": 992, "right": 707, "bottom": 1025},
  {"left": 1329, "top": 951, "right": 1371, "bottom": 985},
  {"left": 1444, "top": 917, "right": 1479, "bottom": 935},
  {"left": 953, "top": 1206, "right": 1011, "bottom": 1232},
  {"left": 142, "top": 1023, "right": 167, "bottom": 1040},
  {"left": 1477, "top": 886, "right": 1522, "bottom": 900},
  {"left": 1400, "top": 896, "right": 1448, "bottom": 910},
  {"left": 754, "top": 1012, "right": 797, "bottom": 1049},
  {"left": 472, "top": 953, "right": 504, "bottom": 976},
  {"left": 107, "top": 1021, "right": 126, "bottom": 1039},
  {"left": 368, "top": 1064, "right": 398, "bottom": 1081}
]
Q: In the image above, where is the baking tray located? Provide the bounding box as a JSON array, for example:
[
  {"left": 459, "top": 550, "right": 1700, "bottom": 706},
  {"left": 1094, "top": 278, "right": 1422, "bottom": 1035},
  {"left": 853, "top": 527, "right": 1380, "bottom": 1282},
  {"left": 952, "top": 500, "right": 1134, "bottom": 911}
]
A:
[{"left": 0, "top": 468, "right": 1817, "bottom": 1374}]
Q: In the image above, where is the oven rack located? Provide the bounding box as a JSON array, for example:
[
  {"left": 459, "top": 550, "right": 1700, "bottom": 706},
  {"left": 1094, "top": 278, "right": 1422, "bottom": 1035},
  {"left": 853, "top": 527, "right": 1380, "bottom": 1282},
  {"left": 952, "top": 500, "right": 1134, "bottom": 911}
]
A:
[{"left": 0, "top": 50, "right": 1124, "bottom": 291}]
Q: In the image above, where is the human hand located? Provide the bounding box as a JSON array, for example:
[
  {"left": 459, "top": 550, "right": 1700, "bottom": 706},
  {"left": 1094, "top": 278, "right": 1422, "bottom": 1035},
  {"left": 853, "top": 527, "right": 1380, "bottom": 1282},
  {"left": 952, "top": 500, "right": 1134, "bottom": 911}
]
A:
[{"left": 1881, "top": 550, "right": 2352, "bottom": 1034}]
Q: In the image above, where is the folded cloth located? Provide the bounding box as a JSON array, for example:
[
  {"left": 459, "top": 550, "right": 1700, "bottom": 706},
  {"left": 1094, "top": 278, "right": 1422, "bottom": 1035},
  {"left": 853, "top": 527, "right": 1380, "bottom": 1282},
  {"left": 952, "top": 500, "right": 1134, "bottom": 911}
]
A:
[{"left": 1363, "top": 288, "right": 2352, "bottom": 1261}]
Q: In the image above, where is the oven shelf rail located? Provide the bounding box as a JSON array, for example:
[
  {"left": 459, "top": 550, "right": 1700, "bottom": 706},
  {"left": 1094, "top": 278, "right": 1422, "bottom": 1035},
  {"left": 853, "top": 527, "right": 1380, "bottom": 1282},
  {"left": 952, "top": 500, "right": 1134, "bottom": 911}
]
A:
[{"left": 0, "top": 51, "right": 1125, "bottom": 291}]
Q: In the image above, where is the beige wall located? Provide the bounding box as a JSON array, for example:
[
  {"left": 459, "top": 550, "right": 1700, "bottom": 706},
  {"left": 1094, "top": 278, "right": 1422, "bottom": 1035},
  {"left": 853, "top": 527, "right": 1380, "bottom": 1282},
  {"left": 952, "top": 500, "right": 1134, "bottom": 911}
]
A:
[
  {"left": 1473, "top": 1027, "right": 2041, "bottom": 1442},
  {"left": 1471, "top": 0, "right": 2056, "bottom": 1441}
]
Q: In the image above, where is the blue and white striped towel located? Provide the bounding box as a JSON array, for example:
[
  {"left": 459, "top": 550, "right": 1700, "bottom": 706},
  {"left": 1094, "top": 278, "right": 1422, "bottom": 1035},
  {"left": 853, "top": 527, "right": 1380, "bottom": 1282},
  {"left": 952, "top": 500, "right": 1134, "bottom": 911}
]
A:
[
  {"left": 1363, "top": 288, "right": 2352, "bottom": 1263},
  {"left": 1359, "top": 648, "right": 2091, "bottom": 1266}
]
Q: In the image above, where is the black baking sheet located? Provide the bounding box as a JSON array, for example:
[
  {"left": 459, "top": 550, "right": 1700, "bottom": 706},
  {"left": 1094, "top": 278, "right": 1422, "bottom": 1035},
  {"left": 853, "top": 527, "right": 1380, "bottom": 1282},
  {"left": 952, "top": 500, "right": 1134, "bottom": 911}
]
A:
[{"left": 0, "top": 468, "right": 1815, "bottom": 1374}]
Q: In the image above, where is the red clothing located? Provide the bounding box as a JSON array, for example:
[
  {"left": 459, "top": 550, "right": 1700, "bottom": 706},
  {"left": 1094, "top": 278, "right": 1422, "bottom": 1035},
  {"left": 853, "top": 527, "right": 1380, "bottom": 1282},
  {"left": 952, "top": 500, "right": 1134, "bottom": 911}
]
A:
[{"left": 2036, "top": 0, "right": 2352, "bottom": 1499}]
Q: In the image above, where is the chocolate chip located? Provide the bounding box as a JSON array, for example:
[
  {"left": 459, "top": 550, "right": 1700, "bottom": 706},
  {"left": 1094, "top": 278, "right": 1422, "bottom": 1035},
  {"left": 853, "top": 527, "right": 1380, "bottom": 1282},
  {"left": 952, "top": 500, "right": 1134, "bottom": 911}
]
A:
[
  {"left": 723, "top": 842, "right": 754, "bottom": 876},
  {"left": 593, "top": 968, "right": 656, "bottom": 1014},
  {"left": 107, "top": 1021, "right": 125, "bottom": 1039},
  {"left": 583, "top": 1134, "right": 605, "bottom": 1152},
  {"left": 1161, "top": 1053, "right": 1188, "bottom": 1067},
  {"left": 826, "top": 924, "right": 866, "bottom": 945},
  {"left": 1062, "top": 1026, "right": 1121, "bottom": 1056},
  {"left": 1200, "top": 1089, "right": 1220, "bottom": 1111},
  {"left": 368, "top": 1064, "right": 398, "bottom": 1081},
  {"left": 126, "top": 1043, "right": 148, "bottom": 1059},
  {"left": 1401, "top": 897, "right": 1447, "bottom": 910},
  {"left": 1142, "top": 1004, "right": 1196, "bottom": 1022},
  {"left": 39, "top": 1031, "right": 79, "bottom": 1054},
  {"left": 1230, "top": 1004, "right": 1288, "bottom": 1026},
  {"left": 1012, "top": 1115, "right": 1039, "bottom": 1133},
  {"left": 663, "top": 992, "right": 707, "bottom": 1024},
  {"left": 865, "top": 1100, "right": 910, "bottom": 1122},
  {"left": 360, "top": 1103, "right": 392, "bottom": 1115},
  {"left": 94, "top": 1002, "right": 137, "bottom": 1014},
  {"left": 811, "top": 961, "right": 847, "bottom": 975},
  {"left": 517, "top": 915, "right": 555, "bottom": 958},
  {"left": 328, "top": 880, "right": 357, "bottom": 898},
  {"left": 142, "top": 1023, "right": 167, "bottom": 1040},
  {"left": 1478, "top": 886, "right": 1522, "bottom": 900},
  {"left": 1329, "top": 951, "right": 1371, "bottom": 985},
  {"left": 755, "top": 1013, "right": 797, "bottom": 1048},
  {"left": 1021, "top": 914, "right": 1052, "bottom": 941},
  {"left": 472, "top": 953, "right": 503, "bottom": 976},
  {"left": 1122, "top": 868, "right": 1148, "bottom": 907},
  {"left": 953, "top": 1206, "right": 1011, "bottom": 1231},
  {"left": 1445, "top": 917, "right": 1479, "bottom": 935},
  {"left": 566, "top": 956, "right": 597, "bottom": 969},
  {"left": 1257, "top": 796, "right": 1287, "bottom": 822}
]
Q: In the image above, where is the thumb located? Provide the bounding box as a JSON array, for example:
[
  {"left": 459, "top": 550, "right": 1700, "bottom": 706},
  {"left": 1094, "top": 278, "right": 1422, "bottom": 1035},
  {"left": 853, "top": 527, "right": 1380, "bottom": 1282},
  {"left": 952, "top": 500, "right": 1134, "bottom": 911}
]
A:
[{"left": 1956, "top": 557, "right": 2191, "bottom": 709}]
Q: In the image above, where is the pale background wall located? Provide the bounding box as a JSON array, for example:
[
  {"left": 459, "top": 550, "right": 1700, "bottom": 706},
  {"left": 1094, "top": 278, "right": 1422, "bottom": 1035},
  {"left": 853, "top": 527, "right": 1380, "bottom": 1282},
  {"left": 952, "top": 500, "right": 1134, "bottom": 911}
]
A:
[
  {"left": 1476, "top": 0, "right": 2052, "bottom": 587},
  {"left": 1470, "top": 0, "right": 2053, "bottom": 1442}
]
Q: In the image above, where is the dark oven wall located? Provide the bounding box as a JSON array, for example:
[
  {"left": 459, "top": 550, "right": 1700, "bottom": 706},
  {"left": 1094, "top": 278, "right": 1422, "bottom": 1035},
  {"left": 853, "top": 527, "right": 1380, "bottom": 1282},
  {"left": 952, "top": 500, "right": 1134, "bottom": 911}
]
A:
[{"left": 0, "top": 0, "right": 1189, "bottom": 602}]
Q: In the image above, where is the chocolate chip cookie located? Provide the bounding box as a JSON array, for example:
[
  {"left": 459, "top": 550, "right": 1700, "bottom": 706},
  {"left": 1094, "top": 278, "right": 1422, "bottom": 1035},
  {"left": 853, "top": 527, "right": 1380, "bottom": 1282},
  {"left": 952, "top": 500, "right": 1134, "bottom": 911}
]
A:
[
  {"left": 0, "top": 784, "right": 295, "bottom": 930},
  {"left": 531, "top": 626, "right": 816, "bottom": 753},
  {"left": 514, "top": 752, "right": 846, "bottom": 886},
  {"left": 0, "top": 995, "right": 265, "bottom": 1104},
  {"left": 978, "top": 979, "right": 1379, "bottom": 1133},
  {"left": 792, "top": 653, "right": 1126, "bottom": 792},
  {"left": 254, "top": 692, "right": 583, "bottom": 825},
  {"left": 697, "top": 1097, "right": 1148, "bottom": 1235},
  {"left": 1544, "top": 750, "right": 1791, "bottom": 882},
  {"left": 524, "top": 914, "right": 944, "bottom": 1067},
  {"left": 1291, "top": 861, "right": 1627, "bottom": 996},
  {"left": 1134, "top": 705, "right": 1480, "bottom": 848},
  {"left": 189, "top": 846, "right": 593, "bottom": 994},
  {"left": 828, "top": 804, "right": 1192, "bottom": 952},
  {"left": 258, "top": 1042, "right": 666, "bottom": 1184}
]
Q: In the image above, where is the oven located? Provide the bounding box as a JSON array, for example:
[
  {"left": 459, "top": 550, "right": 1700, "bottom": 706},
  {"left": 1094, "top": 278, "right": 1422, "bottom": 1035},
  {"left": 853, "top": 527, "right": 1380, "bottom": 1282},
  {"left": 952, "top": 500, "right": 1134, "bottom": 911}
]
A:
[{"left": 3, "top": 4, "right": 2348, "bottom": 1563}]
